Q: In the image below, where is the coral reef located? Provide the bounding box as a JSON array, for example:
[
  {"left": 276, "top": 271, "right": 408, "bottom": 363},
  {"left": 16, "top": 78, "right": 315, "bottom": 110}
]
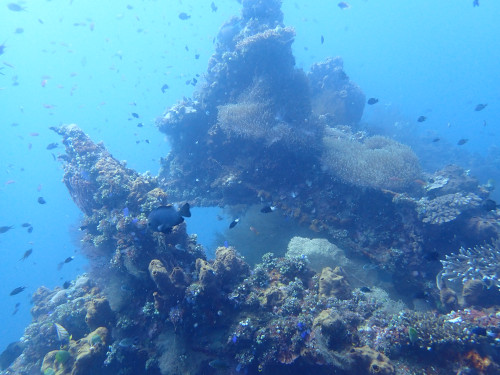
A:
[
  {"left": 4, "top": 2, "right": 500, "bottom": 375},
  {"left": 441, "top": 242, "right": 500, "bottom": 290},
  {"left": 308, "top": 57, "right": 366, "bottom": 126},
  {"left": 321, "top": 127, "right": 422, "bottom": 191},
  {"left": 286, "top": 236, "right": 350, "bottom": 272}
]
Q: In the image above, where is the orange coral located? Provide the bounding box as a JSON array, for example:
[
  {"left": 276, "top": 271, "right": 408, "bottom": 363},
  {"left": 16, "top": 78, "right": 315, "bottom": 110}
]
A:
[{"left": 463, "top": 350, "right": 491, "bottom": 372}]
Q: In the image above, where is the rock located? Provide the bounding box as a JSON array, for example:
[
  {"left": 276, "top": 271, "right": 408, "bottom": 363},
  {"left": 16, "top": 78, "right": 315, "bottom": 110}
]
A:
[
  {"left": 313, "top": 309, "right": 349, "bottom": 350},
  {"left": 439, "top": 287, "right": 458, "bottom": 311},
  {"left": 349, "top": 346, "right": 395, "bottom": 375},
  {"left": 462, "top": 279, "right": 485, "bottom": 306},
  {"left": 318, "top": 266, "right": 351, "bottom": 299},
  {"left": 195, "top": 258, "right": 217, "bottom": 294},
  {"left": 213, "top": 246, "right": 250, "bottom": 286},
  {"left": 149, "top": 259, "right": 173, "bottom": 294},
  {"left": 286, "top": 236, "right": 350, "bottom": 272},
  {"left": 85, "top": 298, "right": 114, "bottom": 331}
]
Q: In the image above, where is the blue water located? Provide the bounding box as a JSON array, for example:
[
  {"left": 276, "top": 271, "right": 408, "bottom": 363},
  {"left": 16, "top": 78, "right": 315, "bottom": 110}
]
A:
[{"left": 1, "top": 0, "right": 498, "bottom": 354}]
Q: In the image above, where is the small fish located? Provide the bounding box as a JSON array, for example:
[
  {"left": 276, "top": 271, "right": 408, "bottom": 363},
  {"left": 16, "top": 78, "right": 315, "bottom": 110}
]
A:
[
  {"left": 178, "top": 12, "right": 191, "bottom": 20},
  {"left": 338, "top": 2, "right": 350, "bottom": 9},
  {"left": 417, "top": 116, "right": 427, "bottom": 123},
  {"left": 367, "top": 98, "right": 379, "bottom": 105},
  {"left": 54, "top": 323, "right": 70, "bottom": 342},
  {"left": 148, "top": 203, "right": 191, "bottom": 233},
  {"left": 211, "top": 2, "right": 218, "bottom": 12},
  {"left": 21, "top": 223, "right": 31, "bottom": 227},
  {"left": 194, "top": 54, "right": 200, "bottom": 59},
  {"left": 14, "top": 27, "right": 24, "bottom": 34},
  {"left": 161, "top": 84, "right": 169, "bottom": 93},
  {"left": 131, "top": 112, "right": 139, "bottom": 118},
  {"left": 5, "top": 180, "right": 15, "bottom": 185},
  {"left": 19, "top": 249, "right": 33, "bottom": 261},
  {"left": 9, "top": 286, "right": 26, "bottom": 296},
  {"left": 320, "top": 35, "right": 324, "bottom": 44},
  {"left": 137, "top": 123, "right": 143, "bottom": 127},
  {"left": 457, "top": 138, "right": 468, "bottom": 146},
  {"left": 474, "top": 103, "right": 487, "bottom": 111},
  {"left": 38, "top": 197, "right": 47, "bottom": 204},
  {"left": 229, "top": 218, "right": 240, "bottom": 229},
  {"left": 27, "top": 226, "right": 33, "bottom": 233},
  {"left": 432, "top": 138, "right": 440, "bottom": 143},
  {"left": 46, "top": 142, "right": 58, "bottom": 150},
  {"left": 0, "top": 41, "right": 6, "bottom": 56},
  {"left": 359, "top": 286, "right": 371, "bottom": 293},
  {"left": 118, "top": 337, "right": 138, "bottom": 348},
  {"left": 249, "top": 226, "right": 259, "bottom": 235},
  {"left": 12, "top": 302, "right": 20, "bottom": 315},
  {"left": 260, "top": 206, "right": 276, "bottom": 213},
  {"left": 473, "top": 0, "right": 479, "bottom": 7},
  {"left": 63, "top": 281, "right": 71, "bottom": 289},
  {"left": 7, "top": 3, "right": 25, "bottom": 12},
  {"left": 0, "top": 225, "right": 14, "bottom": 234},
  {"left": 58, "top": 256, "right": 74, "bottom": 270}
]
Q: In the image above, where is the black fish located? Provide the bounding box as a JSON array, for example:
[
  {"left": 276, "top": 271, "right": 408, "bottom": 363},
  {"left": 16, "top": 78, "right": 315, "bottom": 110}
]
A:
[
  {"left": 320, "top": 35, "right": 324, "bottom": 44},
  {"left": 58, "top": 256, "right": 74, "bottom": 270},
  {"left": 0, "top": 225, "right": 14, "bottom": 234},
  {"left": 359, "top": 286, "right": 371, "bottom": 293},
  {"left": 260, "top": 206, "right": 276, "bottom": 213},
  {"left": 482, "top": 199, "right": 497, "bottom": 212},
  {"left": 161, "top": 84, "right": 169, "bottom": 93},
  {"left": 27, "top": 226, "right": 33, "bottom": 233},
  {"left": 148, "top": 203, "right": 191, "bottom": 233},
  {"left": 178, "top": 12, "right": 191, "bottom": 20},
  {"left": 195, "top": 54, "right": 200, "bottom": 59},
  {"left": 19, "top": 249, "right": 32, "bottom": 261},
  {"left": 63, "top": 281, "right": 71, "bottom": 289},
  {"left": 417, "top": 116, "right": 427, "bottom": 123},
  {"left": 0, "top": 42, "right": 6, "bottom": 56},
  {"left": 229, "top": 218, "right": 240, "bottom": 229},
  {"left": 21, "top": 223, "right": 31, "bottom": 227},
  {"left": 38, "top": 197, "right": 46, "bottom": 204},
  {"left": 474, "top": 103, "right": 487, "bottom": 111},
  {"left": 137, "top": 123, "right": 143, "bottom": 128},
  {"left": 211, "top": 2, "right": 218, "bottom": 12},
  {"left": 367, "top": 98, "right": 378, "bottom": 105},
  {"left": 46, "top": 142, "right": 58, "bottom": 150},
  {"left": 473, "top": 0, "right": 479, "bottom": 7},
  {"left": 432, "top": 138, "right": 440, "bottom": 143},
  {"left": 457, "top": 138, "right": 468, "bottom": 146},
  {"left": 9, "top": 286, "right": 26, "bottom": 296},
  {"left": 131, "top": 112, "right": 139, "bottom": 118}
]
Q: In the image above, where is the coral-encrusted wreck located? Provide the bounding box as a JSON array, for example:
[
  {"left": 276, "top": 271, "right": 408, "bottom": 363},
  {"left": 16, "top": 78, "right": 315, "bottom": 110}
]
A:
[{"left": 3, "top": 1, "right": 500, "bottom": 375}]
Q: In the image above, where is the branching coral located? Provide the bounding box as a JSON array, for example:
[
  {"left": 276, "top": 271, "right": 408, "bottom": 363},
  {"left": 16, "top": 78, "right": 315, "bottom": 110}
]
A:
[
  {"left": 321, "top": 128, "right": 421, "bottom": 191},
  {"left": 441, "top": 242, "right": 500, "bottom": 290}
]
